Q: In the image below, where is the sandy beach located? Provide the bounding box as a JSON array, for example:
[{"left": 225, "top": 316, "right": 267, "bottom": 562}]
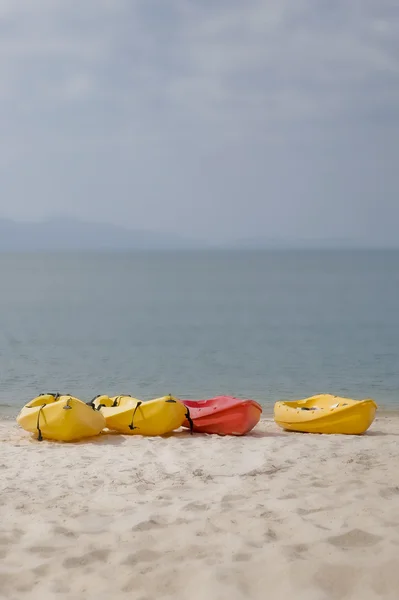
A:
[{"left": 0, "top": 415, "right": 398, "bottom": 600}]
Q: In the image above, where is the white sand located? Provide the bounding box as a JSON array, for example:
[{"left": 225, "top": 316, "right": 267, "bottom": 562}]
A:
[{"left": 0, "top": 416, "right": 398, "bottom": 600}]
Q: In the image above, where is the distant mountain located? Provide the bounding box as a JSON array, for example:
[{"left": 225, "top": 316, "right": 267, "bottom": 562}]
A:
[
  {"left": 226, "top": 235, "right": 396, "bottom": 250},
  {"left": 0, "top": 218, "right": 396, "bottom": 252},
  {"left": 0, "top": 217, "right": 203, "bottom": 251}
]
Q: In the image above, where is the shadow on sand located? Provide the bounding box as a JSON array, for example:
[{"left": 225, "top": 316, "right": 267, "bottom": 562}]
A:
[{"left": 364, "top": 430, "right": 399, "bottom": 437}]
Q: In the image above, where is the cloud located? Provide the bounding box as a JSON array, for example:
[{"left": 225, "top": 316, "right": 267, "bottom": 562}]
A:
[{"left": 0, "top": 0, "right": 398, "bottom": 241}]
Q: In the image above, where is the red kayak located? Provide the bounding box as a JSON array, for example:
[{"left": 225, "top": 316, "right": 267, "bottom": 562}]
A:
[{"left": 181, "top": 396, "right": 262, "bottom": 436}]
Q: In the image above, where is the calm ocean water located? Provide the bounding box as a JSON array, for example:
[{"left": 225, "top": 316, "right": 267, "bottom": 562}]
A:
[{"left": 0, "top": 250, "right": 398, "bottom": 417}]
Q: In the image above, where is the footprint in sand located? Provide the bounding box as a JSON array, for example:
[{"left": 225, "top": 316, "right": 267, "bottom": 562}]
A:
[
  {"left": 284, "top": 543, "right": 309, "bottom": 560},
  {"left": 63, "top": 548, "right": 110, "bottom": 568},
  {"left": 0, "top": 534, "right": 16, "bottom": 546},
  {"left": 122, "top": 549, "right": 161, "bottom": 566},
  {"left": 246, "top": 540, "right": 264, "bottom": 549},
  {"left": 297, "top": 507, "right": 325, "bottom": 516},
  {"left": 183, "top": 501, "right": 208, "bottom": 511},
  {"left": 311, "top": 480, "right": 331, "bottom": 488},
  {"left": 192, "top": 469, "right": 213, "bottom": 481},
  {"left": 279, "top": 493, "right": 297, "bottom": 500},
  {"left": 29, "top": 546, "right": 58, "bottom": 558},
  {"left": 327, "top": 529, "right": 382, "bottom": 548},
  {"left": 259, "top": 510, "right": 276, "bottom": 519},
  {"left": 265, "top": 527, "right": 278, "bottom": 542},
  {"left": 380, "top": 486, "right": 399, "bottom": 499},
  {"left": 222, "top": 494, "right": 246, "bottom": 503},
  {"left": 233, "top": 552, "right": 251, "bottom": 562},
  {"left": 221, "top": 494, "right": 247, "bottom": 509},
  {"left": 131, "top": 518, "right": 166, "bottom": 532},
  {"left": 314, "top": 523, "right": 332, "bottom": 531},
  {"left": 53, "top": 525, "right": 78, "bottom": 538},
  {"left": 32, "top": 563, "right": 50, "bottom": 577}
]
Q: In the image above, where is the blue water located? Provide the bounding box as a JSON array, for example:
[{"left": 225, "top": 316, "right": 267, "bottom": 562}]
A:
[{"left": 0, "top": 250, "right": 398, "bottom": 417}]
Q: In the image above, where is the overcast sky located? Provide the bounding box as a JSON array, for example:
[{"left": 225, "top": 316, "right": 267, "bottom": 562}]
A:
[{"left": 0, "top": 0, "right": 398, "bottom": 243}]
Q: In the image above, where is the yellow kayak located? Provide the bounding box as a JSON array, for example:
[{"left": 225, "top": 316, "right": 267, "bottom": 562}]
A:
[
  {"left": 16, "top": 394, "right": 105, "bottom": 442},
  {"left": 274, "top": 394, "right": 377, "bottom": 435},
  {"left": 91, "top": 394, "right": 190, "bottom": 436}
]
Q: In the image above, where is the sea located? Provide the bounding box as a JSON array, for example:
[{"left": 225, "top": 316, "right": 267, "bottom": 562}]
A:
[{"left": 1, "top": 250, "right": 398, "bottom": 418}]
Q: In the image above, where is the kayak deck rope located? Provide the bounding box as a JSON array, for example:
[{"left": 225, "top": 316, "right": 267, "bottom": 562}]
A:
[
  {"left": 129, "top": 401, "right": 143, "bottom": 431},
  {"left": 185, "top": 407, "right": 194, "bottom": 434},
  {"left": 87, "top": 395, "right": 100, "bottom": 410},
  {"left": 166, "top": 395, "right": 193, "bottom": 434},
  {"left": 36, "top": 404, "right": 47, "bottom": 441},
  {"left": 35, "top": 394, "right": 66, "bottom": 441},
  {"left": 112, "top": 395, "right": 132, "bottom": 407}
]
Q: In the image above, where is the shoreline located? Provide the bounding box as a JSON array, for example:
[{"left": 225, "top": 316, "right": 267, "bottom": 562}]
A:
[{"left": 1, "top": 413, "right": 398, "bottom": 443}]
